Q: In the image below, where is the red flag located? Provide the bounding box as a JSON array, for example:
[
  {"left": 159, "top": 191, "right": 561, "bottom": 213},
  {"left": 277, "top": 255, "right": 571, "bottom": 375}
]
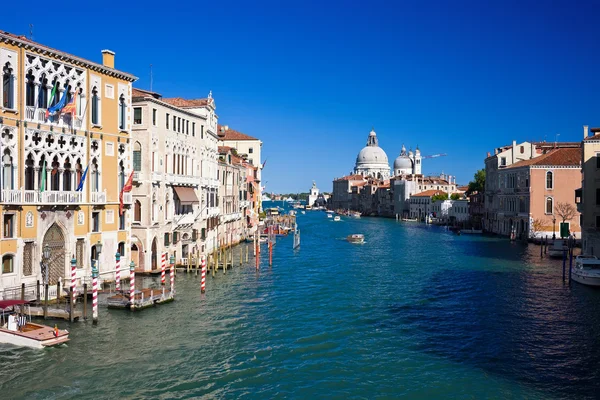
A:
[{"left": 119, "top": 171, "right": 134, "bottom": 215}]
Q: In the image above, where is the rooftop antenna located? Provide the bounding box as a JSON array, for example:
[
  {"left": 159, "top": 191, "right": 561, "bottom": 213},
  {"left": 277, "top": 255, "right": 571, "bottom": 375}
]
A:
[
  {"left": 150, "top": 64, "right": 153, "bottom": 92},
  {"left": 555, "top": 133, "right": 560, "bottom": 148},
  {"left": 29, "top": 24, "right": 34, "bottom": 40}
]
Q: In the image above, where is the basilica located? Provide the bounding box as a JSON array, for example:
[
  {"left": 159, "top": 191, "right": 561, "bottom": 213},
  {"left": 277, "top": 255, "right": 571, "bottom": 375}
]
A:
[{"left": 332, "top": 128, "right": 457, "bottom": 217}]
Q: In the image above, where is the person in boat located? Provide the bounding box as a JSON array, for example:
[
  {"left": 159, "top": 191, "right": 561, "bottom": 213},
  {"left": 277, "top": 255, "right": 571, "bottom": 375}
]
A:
[{"left": 17, "top": 312, "right": 27, "bottom": 332}]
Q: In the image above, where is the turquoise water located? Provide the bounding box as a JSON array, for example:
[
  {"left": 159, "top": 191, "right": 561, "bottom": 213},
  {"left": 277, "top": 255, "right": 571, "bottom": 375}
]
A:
[{"left": 1, "top": 209, "right": 600, "bottom": 399}]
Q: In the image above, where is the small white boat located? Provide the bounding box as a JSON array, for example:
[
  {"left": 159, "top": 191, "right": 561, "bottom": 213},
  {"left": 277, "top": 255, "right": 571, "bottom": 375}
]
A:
[
  {"left": 0, "top": 301, "right": 69, "bottom": 349},
  {"left": 548, "top": 240, "right": 569, "bottom": 258},
  {"left": 333, "top": 216, "right": 341, "bottom": 222},
  {"left": 347, "top": 234, "right": 364, "bottom": 244},
  {"left": 350, "top": 212, "right": 361, "bottom": 218},
  {"left": 301, "top": 211, "right": 306, "bottom": 215},
  {"left": 572, "top": 255, "right": 600, "bottom": 286},
  {"left": 327, "top": 214, "right": 333, "bottom": 219}
]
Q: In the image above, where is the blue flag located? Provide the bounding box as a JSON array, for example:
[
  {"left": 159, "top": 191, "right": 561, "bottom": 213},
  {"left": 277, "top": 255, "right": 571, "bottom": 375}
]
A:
[
  {"left": 76, "top": 165, "right": 89, "bottom": 192},
  {"left": 47, "top": 89, "right": 69, "bottom": 117}
]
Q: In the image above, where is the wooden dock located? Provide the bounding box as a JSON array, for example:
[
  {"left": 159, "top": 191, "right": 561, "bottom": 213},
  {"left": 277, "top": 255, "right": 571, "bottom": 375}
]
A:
[
  {"left": 106, "top": 287, "right": 174, "bottom": 311},
  {"left": 24, "top": 306, "right": 83, "bottom": 321}
]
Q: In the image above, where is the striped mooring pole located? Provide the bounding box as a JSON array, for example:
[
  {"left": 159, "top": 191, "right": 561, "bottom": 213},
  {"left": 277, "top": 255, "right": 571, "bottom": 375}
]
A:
[
  {"left": 161, "top": 252, "right": 166, "bottom": 285},
  {"left": 70, "top": 257, "right": 77, "bottom": 294},
  {"left": 170, "top": 255, "right": 175, "bottom": 294},
  {"left": 92, "top": 262, "right": 99, "bottom": 324},
  {"left": 129, "top": 261, "right": 136, "bottom": 309},
  {"left": 115, "top": 252, "right": 121, "bottom": 291},
  {"left": 201, "top": 255, "right": 206, "bottom": 293}
]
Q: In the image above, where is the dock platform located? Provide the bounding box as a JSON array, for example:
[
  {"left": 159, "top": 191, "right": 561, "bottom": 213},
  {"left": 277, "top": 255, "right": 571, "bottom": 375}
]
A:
[
  {"left": 24, "top": 306, "right": 83, "bottom": 321},
  {"left": 107, "top": 288, "right": 174, "bottom": 311}
]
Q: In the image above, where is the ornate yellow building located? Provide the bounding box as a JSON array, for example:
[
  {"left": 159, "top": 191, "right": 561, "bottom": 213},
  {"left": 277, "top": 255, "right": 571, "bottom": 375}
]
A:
[{"left": 0, "top": 32, "right": 137, "bottom": 296}]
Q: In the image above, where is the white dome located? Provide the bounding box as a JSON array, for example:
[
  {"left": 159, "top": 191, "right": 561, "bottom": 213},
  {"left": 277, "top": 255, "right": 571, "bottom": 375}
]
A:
[
  {"left": 394, "top": 155, "right": 412, "bottom": 170},
  {"left": 356, "top": 146, "right": 389, "bottom": 166}
]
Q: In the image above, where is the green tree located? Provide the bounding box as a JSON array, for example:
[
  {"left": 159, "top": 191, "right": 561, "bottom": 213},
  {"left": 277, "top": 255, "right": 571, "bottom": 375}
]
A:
[
  {"left": 431, "top": 193, "right": 449, "bottom": 202},
  {"left": 467, "top": 169, "right": 485, "bottom": 194},
  {"left": 450, "top": 193, "right": 461, "bottom": 200}
]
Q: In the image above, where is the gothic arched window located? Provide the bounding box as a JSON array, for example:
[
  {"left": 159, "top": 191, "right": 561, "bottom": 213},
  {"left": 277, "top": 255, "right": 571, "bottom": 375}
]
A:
[
  {"left": 26, "top": 70, "right": 36, "bottom": 107},
  {"left": 91, "top": 86, "right": 99, "bottom": 125},
  {"left": 2, "top": 63, "right": 14, "bottom": 109},
  {"left": 118, "top": 94, "right": 126, "bottom": 130}
]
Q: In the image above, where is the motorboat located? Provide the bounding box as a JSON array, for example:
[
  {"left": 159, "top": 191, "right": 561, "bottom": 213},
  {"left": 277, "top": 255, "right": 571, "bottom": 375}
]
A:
[
  {"left": 347, "top": 234, "right": 364, "bottom": 244},
  {"left": 333, "top": 216, "right": 341, "bottom": 222},
  {"left": 0, "top": 300, "right": 69, "bottom": 349},
  {"left": 572, "top": 255, "right": 600, "bottom": 286},
  {"left": 548, "top": 240, "right": 569, "bottom": 258},
  {"left": 301, "top": 211, "right": 306, "bottom": 214},
  {"left": 327, "top": 214, "right": 333, "bottom": 219}
]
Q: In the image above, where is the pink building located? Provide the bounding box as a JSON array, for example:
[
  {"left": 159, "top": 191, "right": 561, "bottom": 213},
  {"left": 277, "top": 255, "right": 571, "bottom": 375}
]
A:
[{"left": 498, "top": 147, "right": 581, "bottom": 239}]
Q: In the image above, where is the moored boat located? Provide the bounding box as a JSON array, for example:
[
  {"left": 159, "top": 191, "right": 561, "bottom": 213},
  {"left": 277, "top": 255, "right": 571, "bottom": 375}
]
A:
[
  {"left": 572, "top": 255, "right": 600, "bottom": 286},
  {"left": 548, "top": 240, "right": 568, "bottom": 258},
  {"left": 0, "top": 301, "right": 69, "bottom": 349},
  {"left": 350, "top": 211, "right": 361, "bottom": 218},
  {"left": 347, "top": 234, "right": 364, "bottom": 244},
  {"left": 333, "top": 216, "right": 341, "bottom": 222}
]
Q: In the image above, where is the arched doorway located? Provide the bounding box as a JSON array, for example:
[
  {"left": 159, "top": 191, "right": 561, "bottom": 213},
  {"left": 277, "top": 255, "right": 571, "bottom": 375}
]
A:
[
  {"left": 42, "top": 223, "right": 66, "bottom": 285},
  {"left": 130, "top": 237, "right": 144, "bottom": 271},
  {"left": 151, "top": 237, "right": 158, "bottom": 271}
]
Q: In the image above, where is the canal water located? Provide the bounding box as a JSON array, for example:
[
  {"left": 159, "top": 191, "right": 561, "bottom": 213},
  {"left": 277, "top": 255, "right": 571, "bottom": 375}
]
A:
[{"left": 2, "top": 208, "right": 600, "bottom": 399}]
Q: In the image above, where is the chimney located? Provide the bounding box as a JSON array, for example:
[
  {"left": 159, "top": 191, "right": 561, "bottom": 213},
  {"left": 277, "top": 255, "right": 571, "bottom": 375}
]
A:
[
  {"left": 101, "top": 50, "right": 115, "bottom": 69},
  {"left": 584, "top": 125, "right": 589, "bottom": 139}
]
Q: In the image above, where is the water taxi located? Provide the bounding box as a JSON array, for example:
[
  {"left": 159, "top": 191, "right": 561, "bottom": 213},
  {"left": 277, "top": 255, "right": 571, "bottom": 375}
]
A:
[
  {"left": 333, "top": 216, "right": 341, "bottom": 222},
  {"left": 572, "top": 255, "right": 600, "bottom": 286},
  {"left": 347, "top": 234, "right": 364, "bottom": 244},
  {"left": 0, "top": 301, "right": 69, "bottom": 349}
]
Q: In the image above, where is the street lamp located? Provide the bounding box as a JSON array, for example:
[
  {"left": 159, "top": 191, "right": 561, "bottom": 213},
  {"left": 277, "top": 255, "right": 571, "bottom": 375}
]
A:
[{"left": 552, "top": 217, "right": 556, "bottom": 240}]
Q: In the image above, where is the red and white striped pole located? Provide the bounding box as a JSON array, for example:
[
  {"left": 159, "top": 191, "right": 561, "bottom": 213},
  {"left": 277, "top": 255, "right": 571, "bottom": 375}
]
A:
[
  {"left": 201, "top": 255, "right": 206, "bottom": 293},
  {"left": 115, "top": 252, "right": 121, "bottom": 291},
  {"left": 170, "top": 254, "right": 175, "bottom": 294},
  {"left": 92, "top": 262, "right": 99, "bottom": 324},
  {"left": 70, "top": 257, "right": 77, "bottom": 294},
  {"left": 161, "top": 252, "right": 166, "bottom": 285},
  {"left": 129, "top": 261, "right": 135, "bottom": 309}
]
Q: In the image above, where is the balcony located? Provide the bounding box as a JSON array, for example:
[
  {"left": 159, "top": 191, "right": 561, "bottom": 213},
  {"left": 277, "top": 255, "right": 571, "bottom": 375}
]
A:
[
  {"left": 207, "top": 207, "right": 220, "bottom": 217},
  {"left": 122, "top": 193, "right": 133, "bottom": 204},
  {"left": 2, "top": 189, "right": 85, "bottom": 204},
  {"left": 165, "top": 174, "right": 199, "bottom": 186},
  {"left": 25, "top": 106, "right": 83, "bottom": 130},
  {"left": 91, "top": 190, "right": 107, "bottom": 203},
  {"left": 151, "top": 171, "right": 163, "bottom": 182},
  {"left": 133, "top": 171, "right": 142, "bottom": 182},
  {"left": 175, "top": 212, "right": 195, "bottom": 226}
]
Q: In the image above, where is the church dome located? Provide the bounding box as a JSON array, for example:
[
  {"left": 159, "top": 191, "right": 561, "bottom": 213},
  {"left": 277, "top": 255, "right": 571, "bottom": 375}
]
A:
[
  {"left": 393, "top": 155, "right": 412, "bottom": 170},
  {"left": 355, "top": 129, "right": 389, "bottom": 166}
]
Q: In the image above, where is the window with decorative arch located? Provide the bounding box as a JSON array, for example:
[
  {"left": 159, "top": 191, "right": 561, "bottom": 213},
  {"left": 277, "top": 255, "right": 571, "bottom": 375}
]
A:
[
  {"left": 546, "top": 171, "right": 553, "bottom": 190},
  {"left": 134, "top": 200, "right": 142, "bottom": 223},
  {"left": 91, "top": 86, "right": 100, "bottom": 125},
  {"left": 133, "top": 142, "right": 142, "bottom": 172},
  {"left": 546, "top": 197, "right": 553, "bottom": 214},
  {"left": 118, "top": 94, "right": 126, "bottom": 130},
  {"left": 2, "top": 62, "right": 15, "bottom": 109}
]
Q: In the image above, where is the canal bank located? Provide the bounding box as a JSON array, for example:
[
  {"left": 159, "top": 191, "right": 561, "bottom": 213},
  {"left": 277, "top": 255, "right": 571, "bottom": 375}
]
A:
[{"left": 1, "top": 212, "right": 600, "bottom": 399}]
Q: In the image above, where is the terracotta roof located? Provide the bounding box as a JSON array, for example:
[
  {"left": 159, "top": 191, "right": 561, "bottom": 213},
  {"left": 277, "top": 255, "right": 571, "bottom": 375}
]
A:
[
  {"left": 132, "top": 88, "right": 161, "bottom": 99},
  {"left": 217, "top": 124, "right": 258, "bottom": 141},
  {"left": 218, "top": 146, "right": 233, "bottom": 154},
  {"left": 457, "top": 185, "right": 469, "bottom": 191},
  {"left": 584, "top": 129, "right": 600, "bottom": 141},
  {"left": 412, "top": 190, "right": 447, "bottom": 197},
  {"left": 335, "top": 174, "right": 366, "bottom": 182},
  {"left": 0, "top": 31, "right": 137, "bottom": 82},
  {"left": 162, "top": 97, "right": 211, "bottom": 108},
  {"left": 507, "top": 147, "right": 581, "bottom": 168}
]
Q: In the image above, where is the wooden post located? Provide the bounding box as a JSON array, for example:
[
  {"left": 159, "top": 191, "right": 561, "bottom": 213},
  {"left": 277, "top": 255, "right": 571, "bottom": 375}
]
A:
[
  {"left": 240, "top": 245, "right": 243, "bottom": 267},
  {"left": 540, "top": 240, "right": 543, "bottom": 257},
  {"left": 195, "top": 250, "right": 200, "bottom": 276},
  {"left": 544, "top": 236, "right": 547, "bottom": 254},
  {"left": 21, "top": 283, "right": 25, "bottom": 302},
  {"left": 246, "top": 244, "right": 249, "bottom": 262},
  {"left": 92, "top": 262, "right": 99, "bottom": 324},
  {"left": 569, "top": 249, "right": 573, "bottom": 282},
  {"left": 269, "top": 242, "right": 273, "bottom": 266},
  {"left": 562, "top": 248, "right": 567, "bottom": 281},
  {"left": 57, "top": 281, "right": 61, "bottom": 303},
  {"left": 83, "top": 283, "right": 88, "bottom": 320},
  {"left": 69, "top": 288, "right": 74, "bottom": 322},
  {"left": 44, "top": 284, "right": 49, "bottom": 319},
  {"left": 36, "top": 280, "right": 40, "bottom": 304}
]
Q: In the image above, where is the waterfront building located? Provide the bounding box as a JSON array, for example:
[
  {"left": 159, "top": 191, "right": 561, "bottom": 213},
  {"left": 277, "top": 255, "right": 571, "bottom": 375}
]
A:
[
  {"left": 217, "top": 146, "right": 248, "bottom": 247},
  {"left": 409, "top": 190, "right": 445, "bottom": 220},
  {"left": 497, "top": 147, "right": 581, "bottom": 239},
  {"left": 432, "top": 198, "right": 469, "bottom": 223},
  {"left": 129, "top": 89, "right": 219, "bottom": 270},
  {"left": 217, "top": 124, "right": 262, "bottom": 215},
  {"left": 354, "top": 129, "right": 390, "bottom": 179},
  {"left": 308, "top": 181, "right": 320, "bottom": 207},
  {"left": 392, "top": 145, "right": 422, "bottom": 176},
  {"left": 331, "top": 174, "right": 366, "bottom": 210},
  {"left": 578, "top": 126, "right": 600, "bottom": 255},
  {"left": 0, "top": 32, "right": 137, "bottom": 295},
  {"left": 468, "top": 191, "right": 485, "bottom": 229},
  {"left": 392, "top": 174, "right": 457, "bottom": 218}
]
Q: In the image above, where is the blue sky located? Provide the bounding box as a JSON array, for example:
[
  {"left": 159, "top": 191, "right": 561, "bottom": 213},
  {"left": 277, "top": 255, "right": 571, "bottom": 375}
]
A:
[{"left": 5, "top": 0, "right": 600, "bottom": 193}]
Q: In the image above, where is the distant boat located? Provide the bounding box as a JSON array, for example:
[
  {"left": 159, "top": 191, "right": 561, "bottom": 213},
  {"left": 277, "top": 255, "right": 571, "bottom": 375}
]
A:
[
  {"left": 327, "top": 214, "right": 333, "bottom": 219},
  {"left": 350, "top": 211, "right": 361, "bottom": 218},
  {"left": 347, "top": 234, "right": 364, "bottom": 244},
  {"left": 301, "top": 211, "right": 306, "bottom": 214},
  {"left": 334, "top": 216, "right": 341, "bottom": 222}
]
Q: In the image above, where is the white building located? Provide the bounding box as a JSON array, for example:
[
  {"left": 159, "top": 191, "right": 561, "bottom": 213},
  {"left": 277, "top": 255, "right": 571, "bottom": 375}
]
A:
[
  {"left": 308, "top": 181, "right": 319, "bottom": 207},
  {"left": 432, "top": 199, "right": 469, "bottom": 223},
  {"left": 393, "top": 145, "right": 422, "bottom": 176}
]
